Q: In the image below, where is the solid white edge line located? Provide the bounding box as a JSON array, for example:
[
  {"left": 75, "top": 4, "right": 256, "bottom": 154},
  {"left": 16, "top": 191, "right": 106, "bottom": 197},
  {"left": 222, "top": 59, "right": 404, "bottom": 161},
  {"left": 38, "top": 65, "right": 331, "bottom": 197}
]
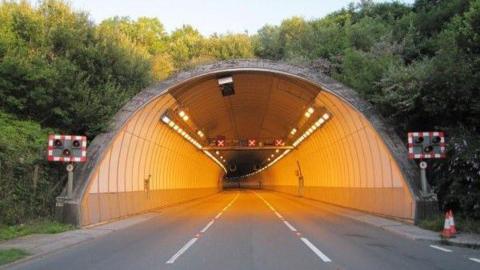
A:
[
  {"left": 300, "top": 237, "right": 331, "bottom": 262},
  {"left": 165, "top": 238, "right": 198, "bottom": 264},
  {"left": 200, "top": 220, "right": 215, "bottom": 233},
  {"left": 275, "top": 212, "right": 283, "bottom": 219},
  {"left": 215, "top": 212, "right": 222, "bottom": 219},
  {"left": 283, "top": 221, "right": 297, "bottom": 232},
  {"left": 429, "top": 245, "right": 452, "bottom": 253},
  {"left": 469, "top": 257, "right": 480, "bottom": 263}
]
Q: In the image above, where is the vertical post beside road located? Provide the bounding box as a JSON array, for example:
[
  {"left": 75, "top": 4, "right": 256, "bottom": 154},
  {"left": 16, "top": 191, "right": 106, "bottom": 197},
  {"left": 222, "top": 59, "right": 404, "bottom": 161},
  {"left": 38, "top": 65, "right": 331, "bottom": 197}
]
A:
[
  {"left": 419, "top": 161, "right": 428, "bottom": 194},
  {"left": 66, "top": 163, "right": 74, "bottom": 199}
]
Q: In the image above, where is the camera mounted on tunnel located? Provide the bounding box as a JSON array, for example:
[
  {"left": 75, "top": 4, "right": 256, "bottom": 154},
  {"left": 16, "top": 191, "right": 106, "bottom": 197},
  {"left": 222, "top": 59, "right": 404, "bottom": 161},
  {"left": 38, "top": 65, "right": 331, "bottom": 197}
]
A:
[
  {"left": 48, "top": 134, "right": 87, "bottom": 162},
  {"left": 407, "top": 131, "right": 446, "bottom": 160}
]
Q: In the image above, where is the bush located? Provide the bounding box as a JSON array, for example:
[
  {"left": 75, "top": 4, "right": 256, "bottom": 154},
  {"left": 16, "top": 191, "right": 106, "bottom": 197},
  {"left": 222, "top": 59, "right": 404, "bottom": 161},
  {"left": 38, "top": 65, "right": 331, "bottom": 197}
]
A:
[{"left": 0, "top": 112, "right": 61, "bottom": 225}]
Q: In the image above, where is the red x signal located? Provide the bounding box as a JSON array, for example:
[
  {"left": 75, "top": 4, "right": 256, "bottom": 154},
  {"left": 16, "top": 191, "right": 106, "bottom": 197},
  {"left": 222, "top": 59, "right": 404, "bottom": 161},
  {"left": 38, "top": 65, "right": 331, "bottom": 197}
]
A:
[
  {"left": 248, "top": 139, "right": 256, "bottom": 147},
  {"left": 274, "top": 139, "right": 284, "bottom": 146},
  {"left": 216, "top": 139, "right": 225, "bottom": 147}
]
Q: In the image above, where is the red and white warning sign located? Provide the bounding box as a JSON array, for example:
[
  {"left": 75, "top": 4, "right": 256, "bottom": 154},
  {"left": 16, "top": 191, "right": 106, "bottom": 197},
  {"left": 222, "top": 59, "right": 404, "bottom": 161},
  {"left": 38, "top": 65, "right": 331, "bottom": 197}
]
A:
[
  {"left": 408, "top": 131, "right": 446, "bottom": 159},
  {"left": 216, "top": 139, "right": 225, "bottom": 147},
  {"left": 274, "top": 139, "right": 285, "bottom": 146},
  {"left": 48, "top": 135, "right": 87, "bottom": 162}
]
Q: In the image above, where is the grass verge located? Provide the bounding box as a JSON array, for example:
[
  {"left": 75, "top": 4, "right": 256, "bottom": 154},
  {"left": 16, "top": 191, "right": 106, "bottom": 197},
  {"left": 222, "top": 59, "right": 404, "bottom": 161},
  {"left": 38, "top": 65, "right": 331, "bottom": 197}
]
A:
[
  {"left": 0, "top": 220, "right": 74, "bottom": 241},
  {"left": 418, "top": 215, "right": 480, "bottom": 234},
  {"left": 0, "top": 249, "right": 29, "bottom": 266}
]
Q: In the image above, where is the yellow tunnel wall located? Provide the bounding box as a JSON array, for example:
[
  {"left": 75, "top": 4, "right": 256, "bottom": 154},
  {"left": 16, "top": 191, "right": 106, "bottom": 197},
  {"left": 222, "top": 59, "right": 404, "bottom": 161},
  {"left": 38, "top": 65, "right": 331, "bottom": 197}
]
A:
[
  {"left": 247, "top": 91, "right": 415, "bottom": 221},
  {"left": 80, "top": 94, "right": 223, "bottom": 226}
]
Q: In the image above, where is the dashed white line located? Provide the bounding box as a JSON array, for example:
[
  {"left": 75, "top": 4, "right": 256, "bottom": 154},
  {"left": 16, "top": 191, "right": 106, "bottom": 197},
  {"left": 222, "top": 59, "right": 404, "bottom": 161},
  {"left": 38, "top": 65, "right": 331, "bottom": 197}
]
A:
[
  {"left": 283, "top": 221, "right": 297, "bottom": 232},
  {"left": 200, "top": 220, "right": 215, "bottom": 233},
  {"left": 166, "top": 238, "right": 198, "bottom": 264},
  {"left": 469, "top": 257, "right": 480, "bottom": 263},
  {"left": 301, "top": 237, "right": 332, "bottom": 262},
  {"left": 254, "top": 191, "right": 332, "bottom": 264},
  {"left": 429, "top": 245, "right": 452, "bottom": 253},
  {"left": 165, "top": 193, "right": 238, "bottom": 264}
]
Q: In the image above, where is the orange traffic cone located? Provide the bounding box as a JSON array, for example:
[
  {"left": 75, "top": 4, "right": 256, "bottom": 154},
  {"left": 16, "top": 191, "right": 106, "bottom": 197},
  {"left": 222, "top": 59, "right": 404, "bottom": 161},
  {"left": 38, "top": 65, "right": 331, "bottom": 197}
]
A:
[
  {"left": 448, "top": 210, "right": 457, "bottom": 235},
  {"left": 441, "top": 210, "right": 455, "bottom": 238}
]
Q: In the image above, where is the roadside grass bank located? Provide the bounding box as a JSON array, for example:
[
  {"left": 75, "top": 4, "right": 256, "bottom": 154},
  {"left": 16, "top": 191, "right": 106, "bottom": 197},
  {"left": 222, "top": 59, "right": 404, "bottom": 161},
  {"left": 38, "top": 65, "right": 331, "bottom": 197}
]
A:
[
  {"left": 0, "top": 248, "right": 29, "bottom": 266},
  {"left": 0, "top": 219, "right": 74, "bottom": 241},
  {"left": 419, "top": 215, "right": 480, "bottom": 234}
]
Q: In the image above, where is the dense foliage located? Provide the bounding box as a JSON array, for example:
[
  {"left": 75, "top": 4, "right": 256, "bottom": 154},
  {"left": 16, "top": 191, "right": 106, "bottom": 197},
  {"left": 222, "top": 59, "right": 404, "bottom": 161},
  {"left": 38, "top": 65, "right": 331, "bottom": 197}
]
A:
[
  {"left": 253, "top": 0, "right": 480, "bottom": 219},
  {"left": 0, "top": 0, "right": 479, "bottom": 224},
  {"left": 0, "top": 112, "right": 59, "bottom": 224},
  {"left": 0, "top": 0, "right": 253, "bottom": 224}
]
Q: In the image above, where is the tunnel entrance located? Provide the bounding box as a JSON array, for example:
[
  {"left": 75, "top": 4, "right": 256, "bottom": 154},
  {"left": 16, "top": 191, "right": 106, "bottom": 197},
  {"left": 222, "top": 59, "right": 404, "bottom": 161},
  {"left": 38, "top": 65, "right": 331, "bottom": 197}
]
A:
[{"left": 59, "top": 60, "right": 435, "bottom": 226}]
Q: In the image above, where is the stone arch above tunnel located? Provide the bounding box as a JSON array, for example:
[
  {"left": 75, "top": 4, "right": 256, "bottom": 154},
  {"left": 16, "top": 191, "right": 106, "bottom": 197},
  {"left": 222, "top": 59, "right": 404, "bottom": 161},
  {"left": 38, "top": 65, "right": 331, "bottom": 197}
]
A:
[{"left": 58, "top": 59, "right": 434, "bottom": 226}]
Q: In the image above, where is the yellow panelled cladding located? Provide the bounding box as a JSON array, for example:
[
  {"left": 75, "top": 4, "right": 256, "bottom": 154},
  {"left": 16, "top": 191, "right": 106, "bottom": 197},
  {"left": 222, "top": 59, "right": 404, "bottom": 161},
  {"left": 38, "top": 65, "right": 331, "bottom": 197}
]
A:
[
  {"left": 81, "top": 94, "right": 222, "bottom": 225},
  {"left": 248, "top": 92, "right": 414, "bottom": 220}
]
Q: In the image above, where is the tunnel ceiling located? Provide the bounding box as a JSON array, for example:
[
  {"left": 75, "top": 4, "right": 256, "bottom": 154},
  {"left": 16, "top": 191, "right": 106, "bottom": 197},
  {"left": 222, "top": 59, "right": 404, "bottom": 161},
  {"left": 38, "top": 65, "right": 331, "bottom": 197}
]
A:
[{"left": 168, "top": 72, "right": 322, "bottom": 176}]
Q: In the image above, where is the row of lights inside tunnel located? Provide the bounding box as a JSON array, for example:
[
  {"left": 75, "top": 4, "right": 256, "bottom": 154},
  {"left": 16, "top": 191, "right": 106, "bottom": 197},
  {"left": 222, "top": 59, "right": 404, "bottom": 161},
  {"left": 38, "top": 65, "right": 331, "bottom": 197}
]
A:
[
  {"left": 161, "top": 107, "right": 331, "bottom": 177},
  {"left": 161, "top": 111, "right": 227, "bottom": 173},
  {"left": 242, "top": 110, "right": 331, "bottom": 179}
]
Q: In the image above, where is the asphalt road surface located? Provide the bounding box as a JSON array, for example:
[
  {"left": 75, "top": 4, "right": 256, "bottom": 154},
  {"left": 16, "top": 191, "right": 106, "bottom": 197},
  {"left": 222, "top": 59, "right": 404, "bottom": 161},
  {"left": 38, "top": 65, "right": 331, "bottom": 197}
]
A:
[{"left": 10, "top": 190, "right": 480, "bottom": 270}]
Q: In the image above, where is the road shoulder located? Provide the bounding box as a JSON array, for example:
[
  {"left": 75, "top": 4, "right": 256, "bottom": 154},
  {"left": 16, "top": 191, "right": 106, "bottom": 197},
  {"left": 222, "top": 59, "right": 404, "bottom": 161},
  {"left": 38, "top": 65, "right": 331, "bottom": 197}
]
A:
[
  {"left": 266, "top": 191, "right": 480, "bottom": 248},
  {"left": 0, "top": 213, "right": 157, "bottom": 269}
]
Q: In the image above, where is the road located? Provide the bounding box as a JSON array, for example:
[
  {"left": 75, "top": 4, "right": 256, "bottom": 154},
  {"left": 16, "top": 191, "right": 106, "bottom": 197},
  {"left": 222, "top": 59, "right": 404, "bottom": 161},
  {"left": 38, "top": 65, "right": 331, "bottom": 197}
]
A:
[{"left": 10, "top": 190, "right": 480, "bottom": 270}]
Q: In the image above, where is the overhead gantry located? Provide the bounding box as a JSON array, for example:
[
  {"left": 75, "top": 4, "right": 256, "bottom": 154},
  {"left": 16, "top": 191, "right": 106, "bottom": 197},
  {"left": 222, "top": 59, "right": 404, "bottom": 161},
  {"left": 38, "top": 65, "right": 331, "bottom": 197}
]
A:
[{"left": 57, "top": 60, "right": 436, "bottom": 226}]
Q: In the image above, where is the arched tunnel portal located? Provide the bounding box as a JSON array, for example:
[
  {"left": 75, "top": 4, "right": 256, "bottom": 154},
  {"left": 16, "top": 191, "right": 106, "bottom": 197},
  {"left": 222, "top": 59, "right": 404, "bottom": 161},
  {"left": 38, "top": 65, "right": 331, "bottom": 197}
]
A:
[{"left": 58, "top": 60, "right": 435, "bottom": 226}]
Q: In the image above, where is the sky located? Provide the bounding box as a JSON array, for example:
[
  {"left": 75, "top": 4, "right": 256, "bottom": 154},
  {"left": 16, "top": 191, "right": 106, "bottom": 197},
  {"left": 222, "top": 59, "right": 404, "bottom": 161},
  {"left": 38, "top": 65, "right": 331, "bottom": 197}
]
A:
[{"left": 63, "top": 0, "right": 414, "bottom": 36}]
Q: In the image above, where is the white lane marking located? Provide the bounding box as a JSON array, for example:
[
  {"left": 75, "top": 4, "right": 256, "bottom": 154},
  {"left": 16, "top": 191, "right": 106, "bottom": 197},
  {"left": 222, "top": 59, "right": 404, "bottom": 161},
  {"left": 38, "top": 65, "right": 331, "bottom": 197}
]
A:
[
  {"left": 165, "top": 192, "right": 239, "bottom": 264},
  {"left": 254, "top": 191, "right": 333, "bottom": 263},
  {"left": 166, "top": 238, "right": 198, "bottom": 264},
  {"left": 200, "top": 220, "right": 215, "bottom": 233},
  {"left": 283, "top": 220, "right": 297, "bottom": 232},
  {"left": 469, "top": 257, "right": 480, "bottom": 263},
  {"left": 429, "top": 245, "right": 452, "bottom": 253},
  {"left": 301, "top": 237, "right": 332, "bottom": 262}
]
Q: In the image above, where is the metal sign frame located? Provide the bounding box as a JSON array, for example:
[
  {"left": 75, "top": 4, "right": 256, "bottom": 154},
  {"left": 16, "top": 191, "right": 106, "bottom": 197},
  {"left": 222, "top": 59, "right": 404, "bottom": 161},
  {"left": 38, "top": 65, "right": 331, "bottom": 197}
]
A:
[
  {"left": 48, "top": 135, "right": 87, "bottom": 162},
  {"left": 408, "top": 131, "right": 446, "bottom": 159}
]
